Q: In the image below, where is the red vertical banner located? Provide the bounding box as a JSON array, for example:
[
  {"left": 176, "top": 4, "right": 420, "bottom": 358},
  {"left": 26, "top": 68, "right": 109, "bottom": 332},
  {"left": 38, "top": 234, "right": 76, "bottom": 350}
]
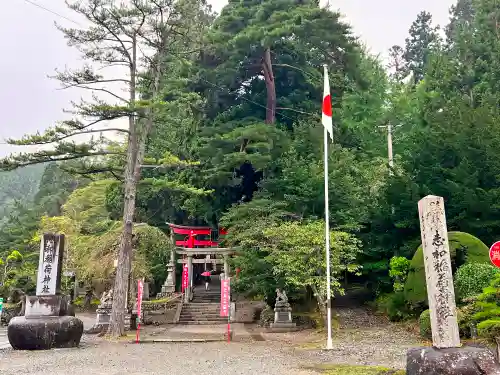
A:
[
  {"left": 136, "top": 279, "right": 144, "bottom": 343},
  {"left": 220, "top": 278, "right": 230, "bottom": 317},
  {"left": 181, "top": 263, "right": 189, "bottom": 292}
]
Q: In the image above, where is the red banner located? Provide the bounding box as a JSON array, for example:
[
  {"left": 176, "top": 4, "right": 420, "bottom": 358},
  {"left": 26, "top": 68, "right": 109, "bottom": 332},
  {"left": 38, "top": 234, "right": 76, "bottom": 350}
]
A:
[
  {"left": 220, "top": 278, "right": 230, "bottom": 317},
  {"left": 136, "top": 279, "right": 144, "bottom": 343},
  {"left": 137, "top": 279, "right": 144, "bottom": 323},
  {"left": 181, "top": 263, "right": 189, "bottom": 292}
]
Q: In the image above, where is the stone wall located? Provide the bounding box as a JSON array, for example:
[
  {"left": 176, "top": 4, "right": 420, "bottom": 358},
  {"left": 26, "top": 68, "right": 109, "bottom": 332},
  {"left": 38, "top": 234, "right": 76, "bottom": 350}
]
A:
[
  {"left": 233, "top": 301, "right": 266, "bottom": 323},
  {"left": 141, "top": 298, "right": 180, "bottom": 325}
]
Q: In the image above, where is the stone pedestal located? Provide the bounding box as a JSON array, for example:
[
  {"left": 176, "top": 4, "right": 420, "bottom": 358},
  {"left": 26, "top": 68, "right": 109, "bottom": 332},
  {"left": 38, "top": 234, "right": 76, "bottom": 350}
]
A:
[
  {"left": 270, "top": 301, "right": 296, "bottom": 331},
  {"left": 8, "top": 316, "right": 83, "bottom": 350},
  {"left": 7, "top": 294, "right": 83, "bottom": 350},
  {"left": 96, "top": 304, "right": 112, "bottom": 327},
  {"left": 407, "top": 346, "right": 500, "bottom": 375}
]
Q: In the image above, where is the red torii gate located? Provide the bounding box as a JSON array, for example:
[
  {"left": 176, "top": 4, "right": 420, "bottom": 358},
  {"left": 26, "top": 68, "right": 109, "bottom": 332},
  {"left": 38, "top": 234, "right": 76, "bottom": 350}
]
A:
[
  {"left": 167, "top": 223, "right": 227, "bottom": 248},
  {"left": 164, "top": 223, "right": 231, "bottom": 302}
]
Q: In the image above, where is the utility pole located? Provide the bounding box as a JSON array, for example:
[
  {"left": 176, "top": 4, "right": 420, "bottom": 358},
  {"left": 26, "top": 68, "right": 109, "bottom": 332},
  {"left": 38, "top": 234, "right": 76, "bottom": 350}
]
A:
[{"left": 378, "top": 123, "right": 401, "bottom": 176}]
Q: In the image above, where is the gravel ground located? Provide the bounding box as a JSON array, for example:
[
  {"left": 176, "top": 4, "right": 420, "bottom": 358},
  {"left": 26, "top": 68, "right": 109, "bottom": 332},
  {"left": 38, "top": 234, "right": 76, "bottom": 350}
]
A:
[
  {"left": 0, "top": 308, "right": 421, "bottom": 373},
  {"left": 0, "top": 340, "right": 315, "bottom": 375}
]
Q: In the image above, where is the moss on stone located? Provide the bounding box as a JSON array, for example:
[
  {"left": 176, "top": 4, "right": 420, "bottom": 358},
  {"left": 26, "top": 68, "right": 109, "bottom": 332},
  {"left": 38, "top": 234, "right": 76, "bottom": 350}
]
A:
[
  {"left": 142, "top": 297, "right": 170, "bottom": 305},
  {"left": 404, "top": 231, "right": 490, "bottom": 310},
  {"left": 314, "top": 364, "right": 405, "bottom": 374}
]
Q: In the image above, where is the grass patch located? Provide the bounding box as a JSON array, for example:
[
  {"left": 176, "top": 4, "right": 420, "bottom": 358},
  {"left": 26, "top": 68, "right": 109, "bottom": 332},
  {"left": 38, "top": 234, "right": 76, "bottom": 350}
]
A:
[
  {"left": 309, "top": 364, "right": 405, "bottom": 375},
  {"left": 142, "top": 297, "right": 170, "bottom": 305},
  {"left": 73, "top": 296, "right": 100, "bottom": 307}
]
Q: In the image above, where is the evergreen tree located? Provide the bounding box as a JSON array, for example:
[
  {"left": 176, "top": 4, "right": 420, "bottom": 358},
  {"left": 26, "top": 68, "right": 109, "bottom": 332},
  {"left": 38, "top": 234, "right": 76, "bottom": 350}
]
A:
[{"left": 402, "top": 11, "right": 441, "bottom": 83}]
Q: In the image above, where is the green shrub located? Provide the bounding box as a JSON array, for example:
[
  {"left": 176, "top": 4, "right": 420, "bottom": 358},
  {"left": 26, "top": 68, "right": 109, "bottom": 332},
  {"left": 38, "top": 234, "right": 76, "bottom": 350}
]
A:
[
  {"left": 477, "top": 319, "right": 500, "bottom": 340},
  {"left": 472, "top": 273, "right": 500, "bottom": 340},
  {"left": 419, "top": 309, "right": 431, "bottom": 339},
  {"left": 375, "top": 292, "right": 412, "bottom": 321},
  {"left": 258, "top": 305, "right": 274, "bottom": 327},
  {"left": 457, "top": 300, "right": 480, "bottom": 338},
  {"left": 73, "top": 296, "right": 100, "bottom": 307},
  {"left": 389, "top": 256, "right": 410, "bottom": 292},
  {"left": 455, "top": 263, "right": 499, "bottom": 302},
  {"left": 404, "top": 231, "right": 490, "bottom": 311}
]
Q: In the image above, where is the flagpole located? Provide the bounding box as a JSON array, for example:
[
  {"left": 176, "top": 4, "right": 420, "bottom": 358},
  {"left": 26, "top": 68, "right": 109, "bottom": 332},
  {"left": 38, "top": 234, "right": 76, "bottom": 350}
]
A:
[{"left": 324, "top": 125, "right": 333, "bottom": 350}]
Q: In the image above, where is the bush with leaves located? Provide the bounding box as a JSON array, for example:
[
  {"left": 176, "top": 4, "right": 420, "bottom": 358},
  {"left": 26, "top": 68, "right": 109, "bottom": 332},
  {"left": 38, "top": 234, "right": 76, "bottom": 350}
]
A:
[
  {"left": 419, "top": 309, "right": 431, "bottom": 339},
  {"left": 389, "top": 256, "right": 410, "bottom": 292},
  {"left": 263, "top": 221, "right": 362, "bottom": 311},
  {"left": 455, "top": 263, "right": 499, "bottom": 302},
  {"left": 375, "top": 292, "right": 412, "bottom": 322},
  {"left": 473, "top": 274, "right": 500, "bottom": 341}
]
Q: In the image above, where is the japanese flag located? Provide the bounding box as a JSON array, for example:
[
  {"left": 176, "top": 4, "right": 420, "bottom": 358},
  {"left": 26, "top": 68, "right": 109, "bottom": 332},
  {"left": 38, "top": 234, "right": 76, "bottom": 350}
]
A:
[{"left": 322, "top": 65, "right": 333, "bottom": 140}]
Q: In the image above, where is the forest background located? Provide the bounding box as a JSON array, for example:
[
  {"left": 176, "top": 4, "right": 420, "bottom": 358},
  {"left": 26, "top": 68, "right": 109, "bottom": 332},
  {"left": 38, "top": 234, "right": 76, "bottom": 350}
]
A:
[{"left": 1, "top": 0, "right": 499, "bottom": 337}]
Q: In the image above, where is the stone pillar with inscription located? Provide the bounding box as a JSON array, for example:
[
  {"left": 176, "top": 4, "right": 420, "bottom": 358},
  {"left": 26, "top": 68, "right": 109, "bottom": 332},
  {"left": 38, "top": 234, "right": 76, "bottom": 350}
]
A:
[
  {"left": 406, "top": 196, "right": 500, "bottom": 375},
  {"left": 7, "top": 233, "right": 84, "bottom": 350}
]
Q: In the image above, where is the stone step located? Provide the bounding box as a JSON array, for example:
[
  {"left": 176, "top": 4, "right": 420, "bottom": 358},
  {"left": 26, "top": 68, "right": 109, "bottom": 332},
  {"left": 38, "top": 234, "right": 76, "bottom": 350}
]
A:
[
  {"left": 190, "top": 302, "right": 220, "bottom": 305},
  {"left": 180, "top": 314, "right": 223, "bottom": 319},
  {"left": 177, "top": 320, "right": 228, "bottom": 325}
]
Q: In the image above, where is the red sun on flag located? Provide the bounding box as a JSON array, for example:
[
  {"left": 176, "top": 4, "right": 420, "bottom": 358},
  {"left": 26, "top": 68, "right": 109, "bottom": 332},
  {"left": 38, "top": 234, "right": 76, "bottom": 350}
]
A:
[{"left": 322, "top": 94, "right": 332, "bottom": 117}]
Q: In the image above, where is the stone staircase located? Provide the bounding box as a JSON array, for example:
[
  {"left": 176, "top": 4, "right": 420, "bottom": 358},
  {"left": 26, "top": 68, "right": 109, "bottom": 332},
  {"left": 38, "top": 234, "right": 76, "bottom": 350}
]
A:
[{"left": 178, "top": 288, "right": 227, "bottom": 325}]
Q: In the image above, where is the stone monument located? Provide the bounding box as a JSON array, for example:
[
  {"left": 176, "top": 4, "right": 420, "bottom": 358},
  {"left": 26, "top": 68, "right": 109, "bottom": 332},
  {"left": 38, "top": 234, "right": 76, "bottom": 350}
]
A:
[
  {"left": 7, "top": 233, "right": 84, "bottom": 350},
  {"left": 406, "top": 196, "right": 500, "bottom": 375},
  {"left": 270, "top": 289, "right": 297, "bottom": 331},
  {"left": 86, "top": 289, "right": 113, "bottom": 334}
]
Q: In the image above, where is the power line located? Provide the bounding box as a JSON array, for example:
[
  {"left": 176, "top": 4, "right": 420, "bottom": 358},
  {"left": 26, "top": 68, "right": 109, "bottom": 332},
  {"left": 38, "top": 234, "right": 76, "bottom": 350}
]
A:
[{"left": 21, "top": 0, "right": 81, "bottom": 26}]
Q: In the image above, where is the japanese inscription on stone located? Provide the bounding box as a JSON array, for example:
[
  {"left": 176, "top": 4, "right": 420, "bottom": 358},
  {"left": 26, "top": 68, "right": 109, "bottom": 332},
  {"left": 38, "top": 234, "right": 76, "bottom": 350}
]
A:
[
  {"left": 418, "top": 195, "right": 460, "bottom": 348},
  {"left": 36, "top": 233, "right": 65, "bottom": 296}
]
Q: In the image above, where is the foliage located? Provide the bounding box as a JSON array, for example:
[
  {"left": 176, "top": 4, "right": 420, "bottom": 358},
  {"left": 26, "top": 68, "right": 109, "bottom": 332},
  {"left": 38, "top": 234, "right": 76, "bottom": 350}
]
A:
[
  {"left": 419, "top": 309, "right": 431, "bottom": 339},
  {"left": 0, "top": 165, "right": 45, "bottom": 226},
  {"left": 374, "top": 292, "right": 412, "bottom": 322},
  {"left": 4, "top": 0, "right": 500, "bottom": 328},
  {"left": 455, "top": 263, "right": 500, "bottom": 302},
  {"left": 264, "top": 221, "right": 362, "bottom": 302},
  {"left": 473, "top": 274, "right": 500, "bottom": 340},
  {"left": 258, "top": 305, "right": 274, "bottom": 327},
  {"left": 404, "top": 232, "right": 490, "bottom": 311},
  {"left": 389, "top": 256, "right": 411, "bottom": 292}
]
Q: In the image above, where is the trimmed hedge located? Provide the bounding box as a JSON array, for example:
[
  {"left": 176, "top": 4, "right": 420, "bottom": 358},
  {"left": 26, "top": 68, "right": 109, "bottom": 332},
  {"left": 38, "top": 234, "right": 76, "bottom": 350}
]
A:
[
  {"left": 404, "top": 231, "right": 489, "bottom": 310},
  {"left": 455, "top": 263, "right": 499, "bottom": 302}
]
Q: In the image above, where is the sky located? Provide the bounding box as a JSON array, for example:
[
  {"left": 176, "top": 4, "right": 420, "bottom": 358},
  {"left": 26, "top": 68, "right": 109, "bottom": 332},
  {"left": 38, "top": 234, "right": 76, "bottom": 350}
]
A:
[{"left": 0, "top": 0, "right": 457, "bottom": 157}]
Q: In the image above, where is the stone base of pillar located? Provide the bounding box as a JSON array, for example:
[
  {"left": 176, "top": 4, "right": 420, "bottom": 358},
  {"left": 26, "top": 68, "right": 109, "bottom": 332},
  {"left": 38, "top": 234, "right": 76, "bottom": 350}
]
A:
[
  {"left": 406, "top": 346, "right": 500, "bottom": 374},
  {"left": 160, "top": 283, "right": 175, "bottom": 296},
  {"left": 8, "top": 315, "right": 84, "bottom": 350},
  {"left": 268, "top": 301, "right": 296, "bottom": 332}
]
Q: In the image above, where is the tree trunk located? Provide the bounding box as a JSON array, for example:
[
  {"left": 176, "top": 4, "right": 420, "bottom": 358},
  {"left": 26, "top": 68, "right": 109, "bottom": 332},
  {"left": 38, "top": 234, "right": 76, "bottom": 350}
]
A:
[
  {"left": 108, "top": 31, "right": 168, "bottom": 337},
  {"left": 311, "top": 285, "right": 328, "bottom": 327},
  {"left": 109, "top": 35, "right": 138, "bottom": 337},
  {"left": 261, "top": 47, "right": 276, "bottom": 125}
]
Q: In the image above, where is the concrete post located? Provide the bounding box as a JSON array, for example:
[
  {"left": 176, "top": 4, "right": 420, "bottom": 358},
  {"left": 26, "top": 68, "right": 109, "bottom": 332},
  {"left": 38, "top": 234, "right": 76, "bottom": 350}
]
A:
[{"left": 223, "top": 255, "right": 230, "bottom": 279}]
